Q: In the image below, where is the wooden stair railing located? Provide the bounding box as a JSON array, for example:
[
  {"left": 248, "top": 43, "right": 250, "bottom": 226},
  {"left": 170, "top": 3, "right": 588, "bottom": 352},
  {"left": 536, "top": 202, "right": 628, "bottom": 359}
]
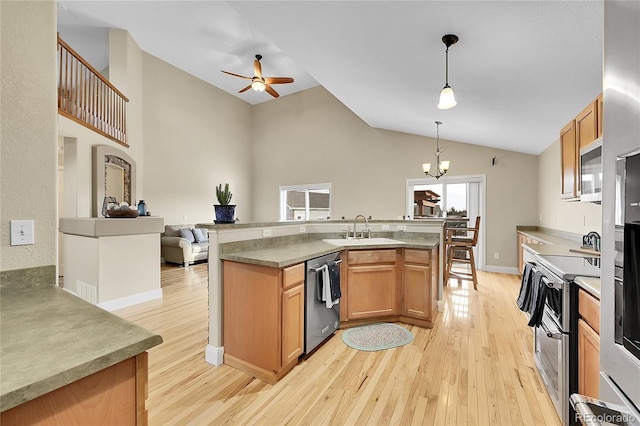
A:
[{"left": 57, "top": 34, "right": 129, "bottom": 147}]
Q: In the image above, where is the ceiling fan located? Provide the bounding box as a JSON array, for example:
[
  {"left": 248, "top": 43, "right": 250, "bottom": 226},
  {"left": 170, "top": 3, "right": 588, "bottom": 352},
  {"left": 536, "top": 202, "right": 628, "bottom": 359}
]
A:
[{"left": 221, "top": 54, "right": 294, "bottom": 98}]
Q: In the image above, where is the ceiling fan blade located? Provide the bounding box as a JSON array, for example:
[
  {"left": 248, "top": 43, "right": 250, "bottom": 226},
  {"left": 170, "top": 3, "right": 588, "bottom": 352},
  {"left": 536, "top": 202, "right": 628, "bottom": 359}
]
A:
[
  {"left": 264, "top": 84, "right": 280, "bottom": 98},
  {"left": 238, "top": 84, "right": 252, "bottom": 93},
  {"left": 265, "top": 77, "right": 294, "bottom": 85},
  {"left": 221, "top": 70, "right": 252, "bottom": 80},
  {"left": 254, "top": 59, "right": 262, "bottom": 79}
]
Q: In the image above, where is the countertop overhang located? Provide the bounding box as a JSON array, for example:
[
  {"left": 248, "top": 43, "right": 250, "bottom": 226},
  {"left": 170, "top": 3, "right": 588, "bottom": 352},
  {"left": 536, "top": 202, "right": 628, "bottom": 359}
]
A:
[{"left": 0, "top": 285, "right": 162, "bottom": 412}]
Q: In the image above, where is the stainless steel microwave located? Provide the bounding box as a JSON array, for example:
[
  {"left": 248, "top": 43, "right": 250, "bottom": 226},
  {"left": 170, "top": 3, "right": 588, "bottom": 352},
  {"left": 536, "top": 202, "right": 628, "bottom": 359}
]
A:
[{"left": 580, "top": 138, "right": 603, "bottom": 203}]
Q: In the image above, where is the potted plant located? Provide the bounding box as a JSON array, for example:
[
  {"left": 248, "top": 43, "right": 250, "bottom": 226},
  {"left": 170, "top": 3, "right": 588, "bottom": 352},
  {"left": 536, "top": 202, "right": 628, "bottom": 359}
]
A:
[{"left": 214, "top": 183, "right": 236, "bottom": 223}]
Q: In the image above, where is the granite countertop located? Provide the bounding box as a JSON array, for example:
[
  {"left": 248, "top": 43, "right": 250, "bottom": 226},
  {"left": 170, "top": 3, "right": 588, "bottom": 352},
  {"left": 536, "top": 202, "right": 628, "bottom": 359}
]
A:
[
  {"left": 574, "top": 276, "right": 601, "bottom": 299},
  {"left": 517, "top": 226, "right": 585, "bottom": 246},
  {"left": 220, "top": 236, "right": 440, "bottom": 268},
  {"left": 0, "top": 285, "right": 163, "bottom": 412},
  {"left": 522, "top": 243, "right": 600, "bottom": 258}
]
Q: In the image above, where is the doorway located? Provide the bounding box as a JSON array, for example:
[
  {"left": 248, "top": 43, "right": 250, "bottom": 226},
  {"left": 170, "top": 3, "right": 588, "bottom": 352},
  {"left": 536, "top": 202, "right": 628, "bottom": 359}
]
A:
[{"left": 406, "top": 175, "right": 486, "bottom": 270}]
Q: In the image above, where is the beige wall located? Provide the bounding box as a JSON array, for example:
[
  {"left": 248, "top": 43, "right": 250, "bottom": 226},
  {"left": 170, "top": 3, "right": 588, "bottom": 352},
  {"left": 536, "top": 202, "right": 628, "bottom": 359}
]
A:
[
  {"left": 1, "top": 1, "right": 58, "bottom": 272},
  {"left": 250, "top": 87, "right": 539, "bottom": 269},
  {"left": 140, "top": 53, "right": 254, "bottom": 225},
  {"left": 538, "top": 139, "right": 602, "bottom": 234}
]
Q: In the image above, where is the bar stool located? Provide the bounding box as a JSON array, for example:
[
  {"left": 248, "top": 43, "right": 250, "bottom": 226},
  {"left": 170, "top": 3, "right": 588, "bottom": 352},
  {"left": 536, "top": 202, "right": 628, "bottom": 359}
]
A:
[{"left": 444, "top": 216, "right": 481, "bottom": 290}]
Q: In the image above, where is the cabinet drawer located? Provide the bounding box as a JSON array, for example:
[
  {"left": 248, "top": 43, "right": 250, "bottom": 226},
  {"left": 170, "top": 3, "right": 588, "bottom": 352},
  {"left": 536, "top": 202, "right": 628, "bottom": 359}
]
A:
[
  {"left": 348, "top": 249, "right": 396, "bottom": 265},
  {"left": 579, "top": 288, "right": 600, "bottom": 334},
  {"left": 283, "top": 263, "right": 304, "bottom": 290},
  {"left": 404, "top": 249, "right": 430, "bottom": 265}
]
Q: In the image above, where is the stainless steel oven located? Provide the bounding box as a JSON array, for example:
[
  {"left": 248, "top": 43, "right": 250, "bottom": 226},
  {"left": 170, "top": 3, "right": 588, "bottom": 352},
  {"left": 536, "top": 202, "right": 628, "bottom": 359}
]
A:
[{"left": 530, "top": 260, "right": 576, "bottom": 426}]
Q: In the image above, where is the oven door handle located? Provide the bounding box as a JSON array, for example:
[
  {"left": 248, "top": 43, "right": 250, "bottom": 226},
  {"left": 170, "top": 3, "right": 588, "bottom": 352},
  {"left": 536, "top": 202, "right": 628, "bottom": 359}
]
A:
[
  {"left": 541, "top": 276, "right": 563, "bottom": 290},
  {"left": 540, "top": 320, "right": 563, "bottom": 340}
]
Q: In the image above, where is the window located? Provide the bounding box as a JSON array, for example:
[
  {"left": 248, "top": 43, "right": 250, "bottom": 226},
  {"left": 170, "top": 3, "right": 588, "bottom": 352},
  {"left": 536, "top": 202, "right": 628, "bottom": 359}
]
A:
[{"left": 280, "top": 184, "right": 332, "bottom": 221}]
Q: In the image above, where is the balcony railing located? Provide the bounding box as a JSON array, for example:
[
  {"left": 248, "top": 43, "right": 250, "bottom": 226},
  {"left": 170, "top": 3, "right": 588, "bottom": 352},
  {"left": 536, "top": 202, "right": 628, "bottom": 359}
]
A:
[{"left": 57, "top": 35, "right": 129, "bottom": 146}]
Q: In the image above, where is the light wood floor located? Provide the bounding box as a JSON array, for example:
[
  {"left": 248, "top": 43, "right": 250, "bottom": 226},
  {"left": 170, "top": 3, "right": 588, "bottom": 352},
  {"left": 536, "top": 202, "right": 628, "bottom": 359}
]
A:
[{"left": 115, "top": 264, "right": 560, "bottom": 426}]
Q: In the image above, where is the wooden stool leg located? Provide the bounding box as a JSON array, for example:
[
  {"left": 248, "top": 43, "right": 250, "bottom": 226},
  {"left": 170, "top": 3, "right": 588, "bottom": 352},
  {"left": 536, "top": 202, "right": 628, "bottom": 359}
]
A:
[
  {"left": 445, "top": 246, "right": 454, "bottom": 284},
  {"left": 468, "top": 247, "right": 478, "bottom": 290}
]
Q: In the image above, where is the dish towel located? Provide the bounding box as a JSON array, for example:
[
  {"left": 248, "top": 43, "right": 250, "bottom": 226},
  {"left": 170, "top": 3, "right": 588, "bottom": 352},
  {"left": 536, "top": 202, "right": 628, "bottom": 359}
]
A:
[
  {"left": 327, "top": 260, "right": 342, "bottom": 301},
  {"left": 517, "top": 262, "right": 536, "bottom": 312},
  {"left": 318, "top": 264, "right": 339, "bottom": 308},
  {"left": 527, "top": 271, "right": 548, "bottom": 327}
]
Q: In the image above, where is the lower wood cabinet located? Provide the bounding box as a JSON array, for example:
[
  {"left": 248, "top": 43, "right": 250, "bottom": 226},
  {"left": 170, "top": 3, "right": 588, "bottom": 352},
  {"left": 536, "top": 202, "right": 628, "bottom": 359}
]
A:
[
  {"left": 343, "top": 246, "right": 438, "bottom": 327},
  {"left": 1, "top": 353, "right": 149, "bottom": 426},
  {"left": 346, "top": 249, "right": 398, "bottom": 320},
  {"left": 517, "top": 232, "right": 543, "bottom": 275},
  {"left": 577, "top": 288, "right": 600, "bottom": 399},
  {"left": 223, "top": 261, "right": 304, "bottom": 384},
  {"left": 403, "top": 248, "right": 438, "bottom": 322}
]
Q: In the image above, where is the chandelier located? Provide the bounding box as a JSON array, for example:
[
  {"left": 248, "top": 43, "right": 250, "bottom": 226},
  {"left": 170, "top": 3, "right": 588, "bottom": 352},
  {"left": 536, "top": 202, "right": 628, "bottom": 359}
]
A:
[{"left": 422, "top": 121, "right": 450, "bottom": 179}]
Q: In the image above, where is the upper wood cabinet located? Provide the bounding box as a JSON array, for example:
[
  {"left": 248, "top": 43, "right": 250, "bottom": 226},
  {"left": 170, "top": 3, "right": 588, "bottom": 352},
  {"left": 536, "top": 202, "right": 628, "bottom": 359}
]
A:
[
  {"left": 560, "top": 120, "right": 577, "bottom": 199},
  {"left": 560, "top": 93, "right": 603, "bottom": 199}
]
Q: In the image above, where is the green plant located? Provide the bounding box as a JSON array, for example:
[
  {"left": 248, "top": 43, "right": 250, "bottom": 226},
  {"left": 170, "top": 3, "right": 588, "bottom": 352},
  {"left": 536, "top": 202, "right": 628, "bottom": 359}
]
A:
[{"left": 216, "top": 183, "right": 233, "bottom": 205}]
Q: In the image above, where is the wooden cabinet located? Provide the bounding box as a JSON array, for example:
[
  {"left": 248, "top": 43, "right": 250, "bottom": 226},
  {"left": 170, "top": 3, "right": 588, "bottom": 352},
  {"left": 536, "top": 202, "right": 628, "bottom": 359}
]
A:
[
  {"left": 342, "top": 246, "right": 438, "bottom": 327},
  {"left": 577, "top": 288, "right": 600, "bottom": 399},
  {"left": 282, "top": 265, "right": 305, "bottom": 367},
  {"left": 517, "top": 232, "right": 543, "bottom": 275},
  {"left": 346, "top": 249, "right": 398, "bottom": 320},
  {"left": 402, "top": 248, "right": 438, "bottom": 322},
  {"left": 222, "top": 261, "right": 305, "bottom": 384},
  {"left": 560, "top": 120, "right": 577, "bottom": 199},
  {"left": 1, "top": 353, "right": 149, "bottom": 425},
  {"left": 560, "top": 93, "right": 603, "bottom": 199}
]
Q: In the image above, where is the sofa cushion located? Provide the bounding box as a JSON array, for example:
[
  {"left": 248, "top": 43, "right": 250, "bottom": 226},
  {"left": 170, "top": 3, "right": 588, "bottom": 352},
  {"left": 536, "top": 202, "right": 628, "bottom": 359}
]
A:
[
  {"left": 193, "top": 228, "right": 208, "bottom": 243},
  {"left": 179, "top": 228, "right": 196, "bottom": 243},
  {"left": 164, "top": 224, "right": 196, "bottom": 237},
  {"left": 192, "top": 242, "right": 209, "bottom": 253}
]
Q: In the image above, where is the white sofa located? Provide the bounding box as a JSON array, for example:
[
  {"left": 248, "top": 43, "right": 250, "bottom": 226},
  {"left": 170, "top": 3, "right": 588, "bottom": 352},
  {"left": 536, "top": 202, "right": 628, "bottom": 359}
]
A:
[{"left": 161, "top": 225, "right": 208, "bottom": 267}]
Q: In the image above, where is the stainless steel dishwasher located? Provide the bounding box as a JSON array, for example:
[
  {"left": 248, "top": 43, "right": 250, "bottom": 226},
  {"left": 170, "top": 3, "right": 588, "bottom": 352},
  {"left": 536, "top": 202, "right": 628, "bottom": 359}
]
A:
[{"left": 304, "top": 252, "right": 341, "bottom": 354}]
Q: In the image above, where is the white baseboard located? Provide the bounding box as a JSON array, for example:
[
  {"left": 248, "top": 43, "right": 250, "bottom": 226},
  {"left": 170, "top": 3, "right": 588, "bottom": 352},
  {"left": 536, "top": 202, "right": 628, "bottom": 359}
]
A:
[
  {"left": 484, "top": 265, "right": 520, "bottom": 275},
  {"left": 98, "top": 288, "right": 163, "bottom": 312},
  {"left": 437, "top": 300, "right": 445, "bottom": 312},
  {"left": 205, "top": 345, "right": 224, "bottom": 366}
]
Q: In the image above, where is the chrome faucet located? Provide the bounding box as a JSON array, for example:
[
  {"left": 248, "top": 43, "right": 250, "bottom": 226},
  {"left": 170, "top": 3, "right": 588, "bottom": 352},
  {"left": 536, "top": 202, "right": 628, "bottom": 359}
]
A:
[{"left": 352, "top": 214, "right": 370, "bottom": 239}]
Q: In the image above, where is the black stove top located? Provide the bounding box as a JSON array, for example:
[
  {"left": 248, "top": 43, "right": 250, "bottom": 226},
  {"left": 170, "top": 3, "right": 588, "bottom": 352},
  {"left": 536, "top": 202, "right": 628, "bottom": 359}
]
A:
[{"left": 535, "top": 254, "right": 601, "bottom": 281}]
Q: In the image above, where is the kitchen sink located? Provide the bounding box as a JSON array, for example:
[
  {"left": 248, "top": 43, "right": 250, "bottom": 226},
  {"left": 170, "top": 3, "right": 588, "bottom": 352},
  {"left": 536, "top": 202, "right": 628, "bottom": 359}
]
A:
[{"left": 322, "top": 237, "right": 405, "bottom": 247}]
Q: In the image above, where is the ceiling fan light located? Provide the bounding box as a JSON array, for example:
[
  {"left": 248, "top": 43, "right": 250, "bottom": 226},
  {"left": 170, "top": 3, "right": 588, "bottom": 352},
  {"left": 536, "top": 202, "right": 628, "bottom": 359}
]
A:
[
  {"left": 422, "top": 163, "right": 431, "bottom": 173},
  {"left": 438, "top": 85, "right": 457, "bottom": 110},
  {"left": 251, "top": 80, "right": 266, "bottom": 92}
]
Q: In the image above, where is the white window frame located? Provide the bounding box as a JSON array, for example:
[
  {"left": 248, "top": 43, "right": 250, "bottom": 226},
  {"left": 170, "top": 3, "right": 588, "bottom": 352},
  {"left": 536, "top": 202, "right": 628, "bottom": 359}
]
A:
[{"left": 279, "top": 183, "right": 332, "bottom": 221}]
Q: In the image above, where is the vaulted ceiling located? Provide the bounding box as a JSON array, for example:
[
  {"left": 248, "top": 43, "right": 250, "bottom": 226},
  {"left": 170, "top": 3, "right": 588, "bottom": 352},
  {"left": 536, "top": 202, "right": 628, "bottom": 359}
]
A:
[{"left": 57, "top": 1, "right": 604, "bottom": 155}]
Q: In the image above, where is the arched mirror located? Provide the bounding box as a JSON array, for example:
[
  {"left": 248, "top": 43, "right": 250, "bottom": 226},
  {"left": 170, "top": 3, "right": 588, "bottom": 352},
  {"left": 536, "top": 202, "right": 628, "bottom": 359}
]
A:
[{"left": 93, "top": 145, "right": 136, "bottom": 217}]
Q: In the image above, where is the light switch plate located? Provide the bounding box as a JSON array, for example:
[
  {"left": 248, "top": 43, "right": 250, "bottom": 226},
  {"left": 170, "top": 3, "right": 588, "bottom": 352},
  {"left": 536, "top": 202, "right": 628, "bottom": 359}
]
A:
[{"left": 10, "top": 220, "right": 34, "bottom": 246}]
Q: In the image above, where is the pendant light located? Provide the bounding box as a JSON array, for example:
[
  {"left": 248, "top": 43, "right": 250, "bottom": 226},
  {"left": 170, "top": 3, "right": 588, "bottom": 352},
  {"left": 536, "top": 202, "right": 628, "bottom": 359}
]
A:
[
  {"left": 422, "top": 121, "right": 450, "bottom": 179},
  {"left": 437, "top": 34, "right": 459, "bottom": 110}
]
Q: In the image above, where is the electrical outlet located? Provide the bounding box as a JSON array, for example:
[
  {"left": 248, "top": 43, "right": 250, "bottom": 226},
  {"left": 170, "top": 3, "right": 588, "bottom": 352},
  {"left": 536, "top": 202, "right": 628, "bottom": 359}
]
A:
[
  {"left": 263, "top": 229, "right": 272, "bottom": 237},
  {"left": 494, "top": 252, "right": 500, "bottom": 259},
  {"left": 183, "top": 215, "right": 187, "bottom": 221},
  {"left": 10, "top": 220, "right": 34, "bottom": 246},
  {"left": 299, "top": 226, "right": 306, "bottom": 233},
  {"left": 397, "top": 225, "right": 407, "bottom": 231},
  {"left": 381, "top": 224, "right": 390, "bottom": 231}
]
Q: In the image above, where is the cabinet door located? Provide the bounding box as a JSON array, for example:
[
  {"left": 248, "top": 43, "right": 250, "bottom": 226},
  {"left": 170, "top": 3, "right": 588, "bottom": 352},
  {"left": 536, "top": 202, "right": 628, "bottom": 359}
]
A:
[
  {"left": 560, "top": 120, "right": 577, "bottom": 199},
  {"left": 347, "top": 264, "right": 396, "bottom": 319},
  {"left": 403, "top": 264, "right": 431, "bottom": 320},
  {"left": 282, "top": 284, "right": 304, "bottom": 366},
  {"left": 576, "top": 102, "right": 598, "bottom": 195},
  {"left": 596, "top": 93, "right": 603, "bottom": 138},
  {"left": 578, "top": 318, "right": 600, "bottom": 399}
]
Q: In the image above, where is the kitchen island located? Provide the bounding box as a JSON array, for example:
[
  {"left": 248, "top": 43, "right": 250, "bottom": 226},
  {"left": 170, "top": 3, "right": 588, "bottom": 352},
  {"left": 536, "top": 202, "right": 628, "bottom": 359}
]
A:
[
  {"left": 218, "top": 230, "right": 439, "bottom": 383},
  {"left": 0, "top": 279, "right": 162, "bottom": 423}
]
